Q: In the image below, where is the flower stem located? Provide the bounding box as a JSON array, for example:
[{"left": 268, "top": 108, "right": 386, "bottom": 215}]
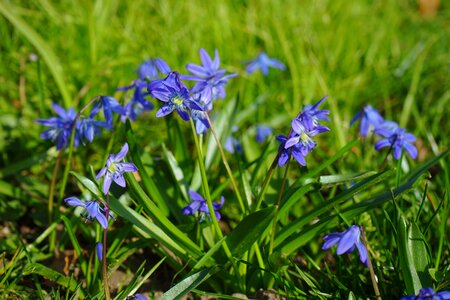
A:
[
  {"left": 48, "top": 150, "right": 62, "bottom": 252},
  {"left": 360, "top": 226, "right": 381, "bottom": 300},
  {"left": 189, "top": 120, "right": 241, "bottom": 284},
  {"left": 102, "top": 194, "right": 111, "bottom": 300},
  {"left": 205, "top": 114, "right": 245, "bottom": 214},
  {"left": 269, "top": 159, "right": 291, "bottom": 254}
]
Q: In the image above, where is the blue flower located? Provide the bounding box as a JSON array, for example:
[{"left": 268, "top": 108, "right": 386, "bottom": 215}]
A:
[
  {"left": 245, "top": 52, "right": 286, "bottom": 76},
  {"left": 182, "top": 190, "right": 224, "bottom": 222},
  {"left": 96, "top": 143, "right": 138, "bottom": 195},
  {"left": 126, "top": 294, "right": 148, "bottom": 300},
  {"left": 36, "top": 103, "right": 80, "bottom": 150},
  {"left": 374, "top": 122, "right": 417, "bottom": 160},
  {"left": 137, "top": 58, "right": 171, "bottom": 81},
  {"left": 322, "top": 225, "right": 368, "bottom": 266},
  {"left": 298, "top": 96, "right": 330, "bottom": 130},
  {"left": 400, "top": 288, "right": 450, "bottom": 300},
  {"left": 276, "top": 97, "right": 330, "bottom": 167},
  {"left": 255, "top": 125, "right": 273, "bottom": 143},
  {"left": 285, "top": 118, "right": 330, "bottom": 150},
  {"left": 190, "top": 92, "right": 211, "bottom": 134},
  {"left": 96, "top": 242, "right": 103, "bottom": 261},
  {"left": 91, "top": 96, "right": 125, "bottom": 128},
  {"left": 182, "top": 48, "right": 237, "bottom": 104},
  {"left": 276, "top": 135, "right": 305, "bottom": 166},
  {"left": 64, "top": 197, "right": 112, "bottom": 229},
  {"left": 350, "top": 104, "right": 384, "bottom": 137},
  {"left": 224, "top": 136, "right": 242, "bottom": 154},
  {"left": 77, "top": 117, "right": 109, "bottom": 143},
  {"left": 151, "top": 72, "right": 204, "bottom": 121}
]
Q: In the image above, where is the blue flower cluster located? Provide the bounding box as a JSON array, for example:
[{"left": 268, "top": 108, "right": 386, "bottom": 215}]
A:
[
  {"left": 36, "top": 102, "right": 110, "bottom": 150},
  {"left": 65, "top": 143, "right": 137, "bottom": 229},
  {"left": 351, "top": 104, "right": 417, "bottom": 160},
  {"left": 276, "top": 96, "right": 330, "bottom": 167},
  {"left": 37, "top": 50, "right": 284, "bottom": 147}
]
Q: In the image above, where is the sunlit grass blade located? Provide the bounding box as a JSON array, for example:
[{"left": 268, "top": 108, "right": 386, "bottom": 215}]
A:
[{"left": 159, "top": 268, "right": 213, "bottom": 300}]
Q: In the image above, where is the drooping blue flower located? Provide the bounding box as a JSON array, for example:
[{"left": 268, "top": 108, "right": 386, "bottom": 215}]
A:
[
  {"left": 120, "top": 90, "right": 155, "bottom": 123},
  {"left": 182, "top": 190, "right": 224, "bottom": 222},
  {"left": 96, "top": 143, "right": 138, "bottom": 194},
  {"left": 36, "top": 103, "right": 80, "bottom": 150},
  {"left": 91, "top": 96, "right": 126, "bottom": 128},
  {"left": 255, "top": 125, "right": 273, "bottom": 143},
  {"left": 298, "top": 96, "right": 330, "bottom": 130},
  {"left": 400, "top": 287, "right": 450, "bottom": 300},
  {"left": 190, "top": 92, "right": 211, "bottom": 134},
  {"left": 182, "top": 48, "right": 237, "bottom": 104},
  {"left": 322, "top": 225, "right": 368, "bottom": 266},
  {"left": 245, "top": 52, "right": 286, "bottom": 76},
  {"left": 350, "top": 104, "right": 384, "bottom": 137},
  {"left": 96, "top": 242, "right": 103, "bottom": 261},
  {"left": 374, "top": 122, "right": 417, "bottom": 160},
  {"left": 64, "top": 197, "right": 112, "bottom": 229},
  {"left": 77, "top": 117, "right": 109, "bottom": 143},
  {"left": 151, "top": 72, "right": 204, "bottom": 121}
]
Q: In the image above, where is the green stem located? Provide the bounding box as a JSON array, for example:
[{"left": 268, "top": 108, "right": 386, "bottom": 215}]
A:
[
  {"left": 189, "top": 120, "right": 241, "bottom": 283},
  {"left": 254, "top": 152, "right": 280, "bottom": 212},
  {"left": 269, "top": 159, "right": 291, "bottom": 254},
  {"left": 361, "top": 226, "right": 381, "bottom": 300},
  {"left": 102, "top": 194, "right": 111, "bottom": 300},
  {"left": 205, "top": 114, "right": 245, "bottom": 214},
  {"left": 48, "top": 151, "right": 62, "bottom": 252}
]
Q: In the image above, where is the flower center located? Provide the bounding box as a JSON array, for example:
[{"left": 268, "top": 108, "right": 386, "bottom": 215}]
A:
[
  {"left": 300, "top": 132, "right": 310, "bottom": 143},
  {"left": 108, "top": 162, "right": 118, "bottom": 173},
  {"left": 172, "top": 95, "right": 184, "bottom": 105}
]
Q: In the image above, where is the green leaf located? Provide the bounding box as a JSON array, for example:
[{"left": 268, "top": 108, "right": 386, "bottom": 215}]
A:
[
  {"left": 109, "top": 198, "right": 194, "bottom": 261},
  {"left": 70, "top": 171, "right": 102, "bottom": 199},
  {"left": 123, "top": 172, "right": 203, "bottom": 258},
  {"left": 125, "top": 121, "right": 170, "bottom": 216},
  {"left": 397, "top": 215, "right": 422, "bottom": 295},
  {"left": 275, "top": 150, "right": 448, "bottom": 255},
  {"left": 226, "top": 207, "right": 275, "bottom": 258},
  {"left": 275, "top": 170, "right": 393, "bottom": 249},
  {"left": 408, "top": 222, "right": 432, "bottom": 288},
  {"left": 23, "top": 263, "right": 81, "bottom": 294},
  {"left": 159, "top": 268, "right": 213, "bottom": 300}
]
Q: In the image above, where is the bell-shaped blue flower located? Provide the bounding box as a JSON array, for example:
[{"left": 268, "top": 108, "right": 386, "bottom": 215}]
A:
[
  {"left": 36, "top": 103, "right": 80, "bottom": 150},
  {"left": 374, "top": 122, "right": 417, "bottom": 160},
  {"left": 350, "top": 104, "right": 384, "bottom": 137},
  {"left": 322, "top": 225, "right": 368, "bottom": 266},
  {"left": 64, "top": 197, "right": 112, "bottom": 229}
]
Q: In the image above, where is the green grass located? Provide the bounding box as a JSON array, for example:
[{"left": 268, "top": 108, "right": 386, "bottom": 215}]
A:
[{"left": 0, "top": 0, "right": 449, "bottom": 299}]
